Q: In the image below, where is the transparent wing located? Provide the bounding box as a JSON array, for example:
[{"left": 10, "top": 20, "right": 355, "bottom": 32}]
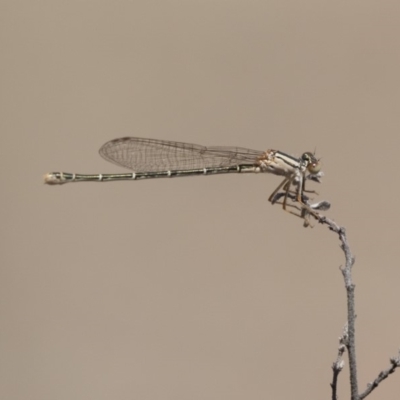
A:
[{"left": 99, "top": 137, "right": 264, "bottom": 172}]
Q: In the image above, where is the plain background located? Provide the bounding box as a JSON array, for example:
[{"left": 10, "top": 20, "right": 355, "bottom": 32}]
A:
[{"left": 1, "top": 1, "right": 400, "bottom": 399}]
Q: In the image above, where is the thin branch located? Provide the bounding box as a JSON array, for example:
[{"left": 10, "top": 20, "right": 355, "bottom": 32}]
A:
[
  {"left": 318, "top": 215, "right": 358, "bottom": 400},
  {"left": 273, "top": 193, "right": 360, "bottom": 397},
  {"left": 331, "top": 329, "right": 347, "bottom": 400},
  {"left": 276, "top": 194, "right": 399, "bottom": 399},
  {"left": 317, "top": 212, "right": 399, "bottom": 399},
  {"left": 358, "top": 350, "right": 400, "bottom": 399}
]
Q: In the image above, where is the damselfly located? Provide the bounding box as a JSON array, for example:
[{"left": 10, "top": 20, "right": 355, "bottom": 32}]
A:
[{"left": 44, "top": 137, "right": 328, "bottom": 225}]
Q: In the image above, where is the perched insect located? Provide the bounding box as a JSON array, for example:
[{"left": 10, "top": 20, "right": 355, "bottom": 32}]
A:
[{"left": 44, "top": 137, "right": 328, "bottom": 226}]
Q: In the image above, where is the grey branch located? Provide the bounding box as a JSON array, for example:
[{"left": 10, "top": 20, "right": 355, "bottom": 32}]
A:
[
  {"left": 316, "top": 215, "right": 359, "bottom": 400},
  {"left": 318, "top": 214, "right": 399, "bottom": 400},
  {"left": 331, "top": 327, "right": 347, "bottom": 400},
  {"left": 358, "top": 350, "right": 400, "bottom": 399}
]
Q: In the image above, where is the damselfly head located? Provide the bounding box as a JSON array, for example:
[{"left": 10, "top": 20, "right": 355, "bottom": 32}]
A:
[{"left": 301, "top": 152, "right": 321, "bottom": 174}]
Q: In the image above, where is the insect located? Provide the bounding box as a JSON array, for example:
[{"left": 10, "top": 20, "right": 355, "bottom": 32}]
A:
[{"left": 44, "top": 137, "right": 327, "bottom": 225}]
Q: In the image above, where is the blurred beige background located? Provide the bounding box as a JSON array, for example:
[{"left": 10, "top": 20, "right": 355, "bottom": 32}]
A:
[{"left": 1, "top": 1, "right": 400, "bottom": 399}]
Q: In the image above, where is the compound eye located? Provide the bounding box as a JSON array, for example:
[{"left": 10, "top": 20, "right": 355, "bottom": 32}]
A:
[
  {"left": 308, "top": 160, "right": 321, "bottom": 174},
  {"left": 302, "top": 152, "right": 321, "bottom": 174}
]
